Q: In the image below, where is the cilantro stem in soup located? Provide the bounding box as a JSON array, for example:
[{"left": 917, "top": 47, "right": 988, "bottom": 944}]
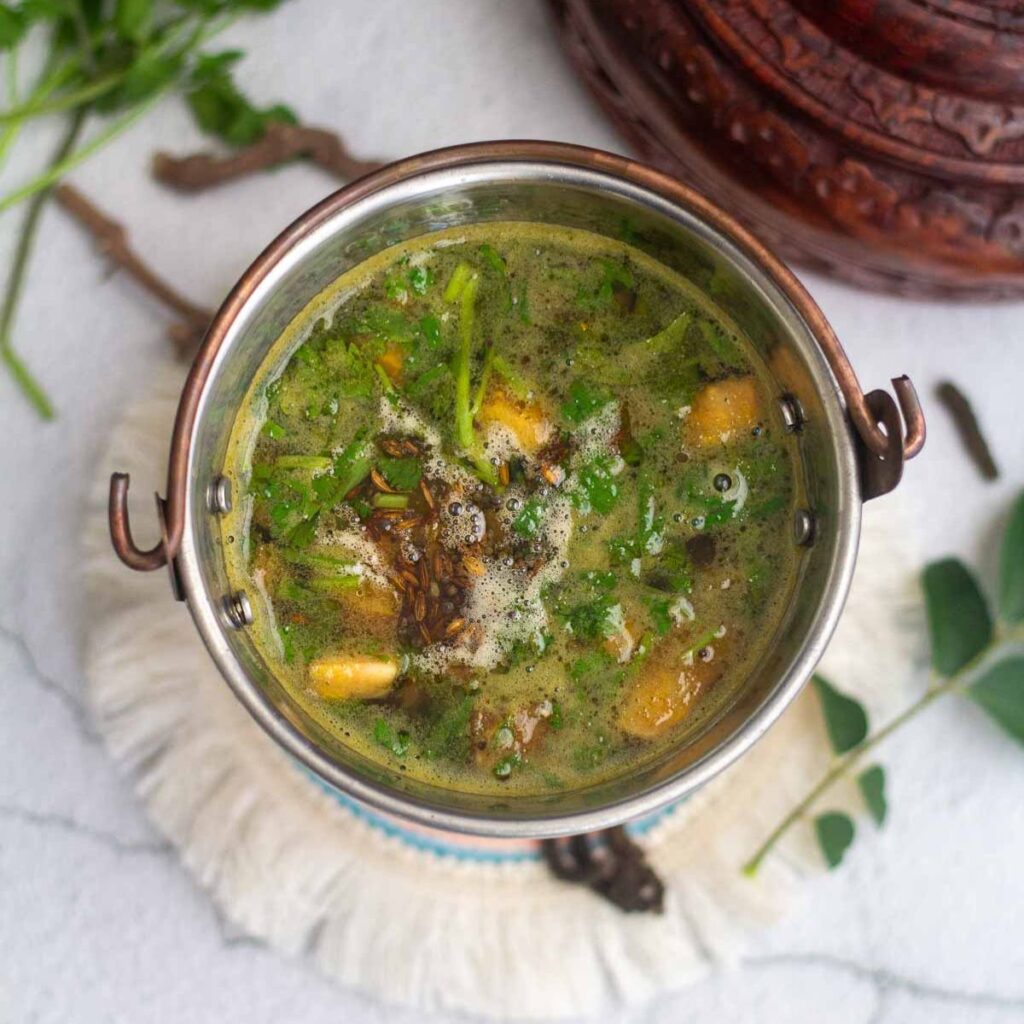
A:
[{"left": 223, "top": 222, "right": 802, "bottom": 796}]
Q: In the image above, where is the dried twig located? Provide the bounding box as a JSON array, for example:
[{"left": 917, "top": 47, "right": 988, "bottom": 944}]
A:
[
  {"left": 935, "top": 380, "right": 999, "bottom": 481},
  {"left": 54, "top": 183, "right": 213, "bottom": 357},
  {"left": 152, "top": 121, "right": 384, "bottom": 193}
]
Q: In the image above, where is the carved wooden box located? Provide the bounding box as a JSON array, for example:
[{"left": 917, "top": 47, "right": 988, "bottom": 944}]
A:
[{"left": 551, "top": 0, "right": 1024, "bottom": 298}]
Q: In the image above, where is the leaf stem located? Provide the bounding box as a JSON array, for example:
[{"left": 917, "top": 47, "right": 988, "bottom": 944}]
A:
[
  {"left": 0, "top": 70, "right": 120, "bottom": 124},
  {"left": 0, "top": 108, "right": 87, "bottom": 419},
  {"left": 0, "top": 47, "right": 20, "bottom": 166},
  {"left": 0, "top": 50, "right": 71, "bottom": 171},
  {"left": 70, "top": 0, "right": 99, "bottom": 75},
  {"left": 742, "top": 631, "right": 1024, "bottom": 877},
  {"left": 0, "top": 89, "right": 162, "bottom": 215},
  {"left": 454, "top": 272, "right": 478, "bottom": 452},
  {"left": 453, "top": 274, "right": 498, "bottom": 487}
]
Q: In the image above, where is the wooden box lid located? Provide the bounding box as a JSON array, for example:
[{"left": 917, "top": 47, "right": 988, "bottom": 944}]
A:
[{"left": 551, "top": 0, "right": 1024, "bottom": 298}]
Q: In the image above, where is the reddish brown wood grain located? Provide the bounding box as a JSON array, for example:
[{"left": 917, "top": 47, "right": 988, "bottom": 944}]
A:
[{"left": 549, "top": 0, "right": 1024, "bottom": 298}]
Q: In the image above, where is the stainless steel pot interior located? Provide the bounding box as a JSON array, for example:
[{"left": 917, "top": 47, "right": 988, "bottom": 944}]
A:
[{"left": 174, "top": 144, "right": 860, "bottom": 838}]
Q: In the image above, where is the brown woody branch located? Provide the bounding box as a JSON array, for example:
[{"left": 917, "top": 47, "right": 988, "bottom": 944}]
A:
[
  {"left": 54, "top": 183, "right": 213, "bottom": 358},
  {"left": 935, "top": 380, "right": 999, "bottom": 481},
  {"left": 152, "top": 121, "right": 384, "bottom": 193}
]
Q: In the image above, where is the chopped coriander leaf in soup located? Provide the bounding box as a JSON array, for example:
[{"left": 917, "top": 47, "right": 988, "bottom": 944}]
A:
[{"left": 222, "top": 221, "right": 803, "bottom": 796}]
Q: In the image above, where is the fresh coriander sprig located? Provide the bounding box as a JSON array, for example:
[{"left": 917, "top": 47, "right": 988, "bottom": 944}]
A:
[
  {"left": 744, "top": 489, "right": 1024, "bottom": 875},
  {"left": 0, "top": 0, "right": 299, "bottom": 418}
]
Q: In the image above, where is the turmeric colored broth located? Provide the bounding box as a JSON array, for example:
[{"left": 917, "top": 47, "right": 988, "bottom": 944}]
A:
[{"left": 223, "top": 222, "right": 802, "bottom": 795}]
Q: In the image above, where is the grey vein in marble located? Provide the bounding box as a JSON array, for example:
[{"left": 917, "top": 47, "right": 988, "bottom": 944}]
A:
[
  {"left": 0, "top": 800, "right": 170, "bottom": 858},
  {"left": 747, "top": 953, "right": 1024, "bottom": 1013}
]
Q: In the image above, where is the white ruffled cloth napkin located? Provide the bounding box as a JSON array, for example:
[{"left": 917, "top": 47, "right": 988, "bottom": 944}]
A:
[{"left": 82, "top": 362, "right": 920, "bottom": 1019}]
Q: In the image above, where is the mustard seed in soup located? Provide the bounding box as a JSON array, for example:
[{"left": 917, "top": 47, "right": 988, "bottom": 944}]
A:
[{"left": 224, "top": 222, "right": 801, "bottom": 795}]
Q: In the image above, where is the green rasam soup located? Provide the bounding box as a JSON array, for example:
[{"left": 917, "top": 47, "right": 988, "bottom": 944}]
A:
[{"left": 223, "top": 221, "right": 803, "bottom": 796}]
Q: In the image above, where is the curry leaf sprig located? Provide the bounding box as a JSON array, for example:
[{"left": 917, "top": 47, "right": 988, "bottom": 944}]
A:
[
  {"left": 0, "top": 0, "right": 299, "bottom": 418},
  {"left": 744, "top": 489, "right": 1024, "bottom": 875}
]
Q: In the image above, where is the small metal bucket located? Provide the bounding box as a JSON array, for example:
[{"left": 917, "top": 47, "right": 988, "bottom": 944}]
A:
[{"left": 108, "top": 141, "right": 924, "bottom": 838}]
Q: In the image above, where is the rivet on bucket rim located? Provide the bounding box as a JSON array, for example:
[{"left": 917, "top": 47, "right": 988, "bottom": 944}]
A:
[
  {"left": 222, "top": 590, "right": 252, "bottom": 629},
  {"left": 778, "top": 394, "right": 806, "bottom": 433},
  {"left": 793, "top": 508, "right": 816, "bottom": 547},
  {"left": 207, "top": 475, "right": 232, "bottom": 515}
]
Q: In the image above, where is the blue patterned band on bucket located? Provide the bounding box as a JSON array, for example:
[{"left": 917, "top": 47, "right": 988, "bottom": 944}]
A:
[{"left": 302, "top": 768, "right": 686, "bottom": 863}]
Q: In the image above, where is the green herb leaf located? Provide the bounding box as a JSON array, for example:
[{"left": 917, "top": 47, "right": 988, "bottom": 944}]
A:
[
  {"left": 308, "top": 575, "right": 361, "bottom": 595},
  {"left": 492, "top": 354, "right": 530, "bottom": 399},
  {"left": 576, "top": 258, "right": 634, "bottom": 311},
  {"left": 511, "top": 500, "right": 544, "bottom": 539},
  {"left": 417, "top": 314, "right": 442, "bottom": 349},
  {"left": 377, "top": 456, "right": 422, "bottom": 492},
  {"left": 186, "top": 50, "right": 296, "bottom": 147},
  {"left": 647, "top": 597, "right": 673, "bottom": 636},
  {"left": 812, "top": 674, "right": 868, "bottom": 754},
  {"left": 607, "top": 534, "right": 640, "bottom": 565},
  {"left": 571, "top": 456, "right": 619, "bottom": 515},
  {"left": 407, "top": 265, "right": 431, "bottom": 295},
  {"left": 571, "top": 741, "right": 608, "bottom": 770},
  {"left": 967, "top": 656, "right": 1024, "bottom": 745},
  {"left": 815, "top": 812, "right": 855, "bottom": 869},
  {"left": 284, "top": 512, "right": 319, "bottom": 549},
  {"left": 443, "top": 261, "right": 474, "bottom": 303},
  {"left": 561, "top": 378, "right": 610, "bottom": 425},
  {"left": 0, "top": 4, "right": 27, "bottom": 49},
  {"left": 562, "top": 594, "right": 619, "bottom": 640},
  {"left": 636, "top": 311, "right": 690, "bottom": 355},
  {"left": 999, "top": 490, "right": 1024, "bottom": 623},
  {"left": 493, "top": 753, "right": 520, "bottom": 779},
  {"left": 332, "top": 433, "right": 372, "bottom": 498},
  {"left": 425, "top": 693, "right": 474, "bottom": 762},
  {"left": 114, "top": 0, "right": 152, "bottom": 40},
  {"left": 478, "top": 243, "right": 506, "bottom": 275},
  {"left": 553, "top": 571, "right": 621, "bottom": 640},
  {"left": 373, "top": 718, "right": 410, "bottom": 758},
  {"left": 698, "top": 318, "right": 743, "bottom": 369},
  {"left": 922, "top": 558, "right": 992, "bottom": 676},
  {"left": 857, "top": 765, "right": 887, "bottom": 826}
]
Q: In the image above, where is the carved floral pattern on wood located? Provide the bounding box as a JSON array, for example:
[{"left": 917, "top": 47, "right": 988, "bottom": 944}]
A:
[{"left": 551, "top": 0, "right": 1024, "bottom": 298}]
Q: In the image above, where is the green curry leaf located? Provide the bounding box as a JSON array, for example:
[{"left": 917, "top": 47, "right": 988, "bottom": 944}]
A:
[
  {"left": 967, "top": 656, "right": 1024, "bottom": 745},
  {"left": 999, "top": 491, "right": 1024, "bottom": 623},
  {"left": 923, "top": 558, "right": 992, "bottom": 676},
  {"left": 857, "top": 765, "right": 887, "bottom": 826},
  {"left": 812, "top": 674, "right": 868, "bottom": 754},
  {"left": 815, "top": 812, "right": 855, "bottom": 869}
]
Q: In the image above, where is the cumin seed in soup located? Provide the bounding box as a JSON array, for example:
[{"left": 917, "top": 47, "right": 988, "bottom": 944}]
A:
[{"left": 223, "top": 222, "right": 802, "bottom": 796}]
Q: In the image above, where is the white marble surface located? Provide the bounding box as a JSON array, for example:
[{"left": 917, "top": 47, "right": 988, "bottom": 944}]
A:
[{"left": 1, "top": 2, "right": 1023, "bottom": 1022}]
